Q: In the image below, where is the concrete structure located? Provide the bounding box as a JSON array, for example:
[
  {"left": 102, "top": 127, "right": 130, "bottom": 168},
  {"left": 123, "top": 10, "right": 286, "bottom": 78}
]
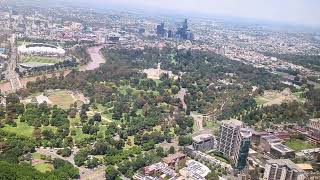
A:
[
  {"left": 192, "top": 133, "right": 216, "bottom": 152},
  {"left": 270, "top": 143, "right": 295, "bottom": 159},
  {"left": 307, "top": 119, "right": 320, "bottom": 145},
  {"left": 217, "top": 119, "right": 252, "bottom": 171},
  {"left": 259, "top": 135, "right": 282, "bottom": 152},
  {"left": 263, "top": 159, "right": 306, "bottom": 180},
  {"left": 295, "top": 148, "right": 320, "bottom": 160},
  {"left": 18, "top": 43, "right": 65, "bottom": 56}
]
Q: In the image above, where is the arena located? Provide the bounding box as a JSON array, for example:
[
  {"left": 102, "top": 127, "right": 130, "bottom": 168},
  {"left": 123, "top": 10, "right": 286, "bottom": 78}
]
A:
[{"left": 18, "top": 43, "right": 65, "bottom": 56}]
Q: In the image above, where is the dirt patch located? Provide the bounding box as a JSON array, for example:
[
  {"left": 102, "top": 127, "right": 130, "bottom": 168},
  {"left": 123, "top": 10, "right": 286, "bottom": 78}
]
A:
[{"left": 255, "top": 88, "right": 299, "bottom": 106}]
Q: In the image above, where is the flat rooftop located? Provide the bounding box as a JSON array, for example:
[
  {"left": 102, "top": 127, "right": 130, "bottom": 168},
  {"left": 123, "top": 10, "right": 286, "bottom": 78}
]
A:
[
  {"left": 271, "top": 143, "right": 294, "bottom": 153},
  {"left": 221, "top": 119, "right": 243, "bottom": 127},
  {"left": 267, "top": 159, "right": 304, "bottom": 172},
  {"left": 261, "top": 135, "right": 282, "bottom": 143},
  {"left": 192, "top": 133, "right": 214, "bottom": 143}
]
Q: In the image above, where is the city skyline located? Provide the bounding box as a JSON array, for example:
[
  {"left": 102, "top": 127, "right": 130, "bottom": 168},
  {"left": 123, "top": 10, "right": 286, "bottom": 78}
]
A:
[{"left": 72, "top": 0, "right": 320, "bottom": 27}]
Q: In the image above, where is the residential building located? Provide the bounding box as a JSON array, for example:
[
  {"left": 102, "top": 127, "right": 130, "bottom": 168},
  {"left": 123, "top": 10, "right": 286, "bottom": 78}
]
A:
[
  {"left": 308, "top": 120, "right": 320, "bottom": 139},
  {"left": 263, "top": 159, "right": 306, "bottom": 180},
  {"left": 162, "top": 152, "right": 186, "bottom": 167}
]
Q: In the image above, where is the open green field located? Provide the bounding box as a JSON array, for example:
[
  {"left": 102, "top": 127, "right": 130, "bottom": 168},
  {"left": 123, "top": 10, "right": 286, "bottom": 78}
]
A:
[
  {"left": 32, "top": 152, "right": 43, "bottom": 160},
  {"left": 20, "top": 56, "right": 62, "bottom": 64},
  {"left": 33, "top": 163, "right": 54, "bottom": 173},
  {"left": 254, "top": 97, "right": 269, "bottom": 106},
  {"left": 72, "top": 128, "right": 92, "bottom": 143},
  {"left": 2, "top": 121, "right": 34, "bottom": 138},
  {"left": 285, "top": 139, "right": 316, "bottom": 151},
  {"left": 125, "top": 136, "right": 135, "bottom": 149},
  {"left": 48, "top": 91, "right": 75, "bottom": 109}
]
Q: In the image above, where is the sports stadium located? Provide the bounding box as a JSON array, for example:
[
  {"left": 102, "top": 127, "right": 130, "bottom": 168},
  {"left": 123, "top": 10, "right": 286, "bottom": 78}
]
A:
[{"left": 18, "top": 43, "right": 65, "bottom": 56}]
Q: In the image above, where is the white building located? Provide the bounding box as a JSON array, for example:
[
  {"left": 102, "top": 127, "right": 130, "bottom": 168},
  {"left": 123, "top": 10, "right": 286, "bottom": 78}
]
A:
[{"left": 263, "top": 159, "right": 306, "bottom": 180}]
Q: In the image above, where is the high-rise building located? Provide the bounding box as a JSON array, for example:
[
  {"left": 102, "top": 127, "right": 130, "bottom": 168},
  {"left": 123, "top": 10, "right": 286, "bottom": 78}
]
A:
[
  {"left": 155, "top": 19, "right": 194, "bottom": 40},
  {"left": 156, "top": 22, "right": 166, "bottom": 37},
  {"left": 263, "top": 159, "right": 306, "bottom": 180},
  {"left": 217, "top": 119, "right": 252, "bottom": 171},
  {"left": 175, "top": 19, "right": 193, "bottom": 40}
]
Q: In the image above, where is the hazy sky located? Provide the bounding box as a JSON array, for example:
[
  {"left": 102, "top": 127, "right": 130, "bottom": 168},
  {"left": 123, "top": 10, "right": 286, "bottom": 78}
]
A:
[{"left": 82, "top": 0, "right": 320, "bottom": 26}]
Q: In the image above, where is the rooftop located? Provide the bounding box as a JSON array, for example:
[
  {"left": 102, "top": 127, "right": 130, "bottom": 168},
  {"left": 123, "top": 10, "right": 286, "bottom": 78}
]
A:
[
  {"left": 261, "top": 135, "right": 282, "bottom": 143},
  {"left": 162, "top": 152, "right": 186, "bottom": 164},
  {"left": 240, "top": 128, "right": 252, "bottom": 138},
  {"left": 267, "top": 159, "right": 304, "bottom": 172},
  {"left": 221, "top": 119, "right": 243, "bottom": 127},
  {"left": 271, "top": 143, "right": 295, "bottom": 153},
  {"left": 192, "top": 133, "right": 214, "bottom": 143}
]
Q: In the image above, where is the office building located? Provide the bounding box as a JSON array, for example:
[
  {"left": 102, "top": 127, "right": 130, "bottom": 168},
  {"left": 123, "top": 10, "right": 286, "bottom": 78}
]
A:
[
  {"left": 192, "top": 133, "right": 216, "bottom": 152},
  {"left": 234, "top": 128, "right": 252, "bottom": 171},
  {"left": 156, "top": 22, "right": 166, "bottom": 38},
  {"left": 217, "top": 119, "right": 252, "bottom": 171},
  {"left": 263, "top": 159, "right": 306, "bottom": 180}
]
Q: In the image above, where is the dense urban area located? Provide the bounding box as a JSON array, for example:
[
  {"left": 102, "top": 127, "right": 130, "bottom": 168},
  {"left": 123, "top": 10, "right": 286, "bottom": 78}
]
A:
[{"left": 0, "top": 0, "right": 319, "bottom": 180}]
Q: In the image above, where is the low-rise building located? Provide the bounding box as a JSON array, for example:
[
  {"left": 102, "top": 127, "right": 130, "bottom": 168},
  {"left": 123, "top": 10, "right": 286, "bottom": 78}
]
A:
[
  {"left": 263, "top": 159, "right": 306, "bottom": 180},
  {"left": 179, "top": 160, "right": 211, "bottom": 180},
  {"left": 192, "top": 133, "right": 216, "bottom": 152},
  {"left": 270, "top": 143, "right": 295, "bottom": 159},
  {"left": 162, "top": 152, "right": 186, "bottom": 167},
  {"left": 259, "top": 135, "right": 282, "bottom": 152}
]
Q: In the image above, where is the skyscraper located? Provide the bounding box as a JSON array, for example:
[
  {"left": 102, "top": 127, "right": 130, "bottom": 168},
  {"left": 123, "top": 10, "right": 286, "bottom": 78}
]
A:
[
  {"left": 175, "top": 19, "right": 193, "bottom": 40},
  {"left": 217, "top": 119, "right": 252, "bottom": 171},
  {"left": 156, "top": 22, "right": 166, "bottom": 37}
]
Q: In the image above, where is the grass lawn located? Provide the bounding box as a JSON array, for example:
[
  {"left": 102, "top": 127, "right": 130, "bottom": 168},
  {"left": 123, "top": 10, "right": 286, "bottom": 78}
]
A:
[
  {"left": 285, "top": 139, "right": 316, "bottom": 151},
  {"left": 254, "top": 97, "right": 269, "bottom": 106},
  {"left": 48, "top": 91, "right": 75, "bottom": 109},
  {"left": 32, "top": 152, "right": 43, "bottom": 160},
  {"left": 41, "top": 125, "right": 57, "bottom": 133},
  {"left": 97, "top": 125, "right": 107, "bottom": 138},
  {"left": 204, "top": 120, "right": 220, "bottom": 129},
  {"left": 72, "top": 128, "right": 92, "bottom": 143},
  {"left": 33, "top": 163, "right": 54, "bottom": 173},
  {"left": 69, "top": 115, "right": 81, "bottom": 128},
  {"left": 125, "top": 136, "right": 135, "bottom": 149},
  {"left": 2, "top": 121, "right": 34, "bottom": 138},
  {"left": 20, "top": 56, "right": 62, "bottom": 64}
]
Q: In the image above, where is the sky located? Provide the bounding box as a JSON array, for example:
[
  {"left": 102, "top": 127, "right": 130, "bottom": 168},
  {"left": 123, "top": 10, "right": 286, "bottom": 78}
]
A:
[{"left": 73, "top": 0, "right": 320, "bottom": 27}]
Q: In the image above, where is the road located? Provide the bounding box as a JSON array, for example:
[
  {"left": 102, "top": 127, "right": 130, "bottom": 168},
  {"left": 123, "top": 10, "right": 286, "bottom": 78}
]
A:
[
  {"left": 176, "top": 88, "right": 187, "bottom": 110},
  {"left": 6, "top": 34, "right": 22, "bottom": 91}
]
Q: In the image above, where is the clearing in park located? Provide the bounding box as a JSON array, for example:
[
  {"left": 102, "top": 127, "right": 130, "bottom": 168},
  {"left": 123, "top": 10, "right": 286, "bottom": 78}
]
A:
[{"left": 285, "top": 139, "right": 316, "bottom": 151}]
